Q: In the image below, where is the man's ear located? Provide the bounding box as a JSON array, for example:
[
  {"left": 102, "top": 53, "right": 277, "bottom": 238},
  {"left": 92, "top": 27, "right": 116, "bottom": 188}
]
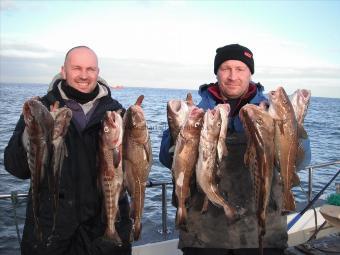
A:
[{"left": 61, "top": 66, "right": 66, "bottom": 79}]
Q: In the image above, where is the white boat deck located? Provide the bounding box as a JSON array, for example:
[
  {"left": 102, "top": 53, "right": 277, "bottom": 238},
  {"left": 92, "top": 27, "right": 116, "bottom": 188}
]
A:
[{"left": 132, "top": 206, "right": 340, "bottom": 255}]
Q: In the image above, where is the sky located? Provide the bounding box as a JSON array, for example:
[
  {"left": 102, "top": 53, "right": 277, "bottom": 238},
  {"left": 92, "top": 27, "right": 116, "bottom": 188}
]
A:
[{"left": 1, "top": 0, "right": 340, "bottom": 98}]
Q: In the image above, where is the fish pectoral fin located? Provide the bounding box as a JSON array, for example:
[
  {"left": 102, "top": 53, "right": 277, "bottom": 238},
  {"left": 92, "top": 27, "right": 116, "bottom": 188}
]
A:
[
  {"left": 143, "top": 143, "right": 151, "bottom": 163},
  {"left": 176, "top": 141, "right": 185, "bottom": 155},
  {"left": 201, "top": 196, "right": 209, "bottom": 214},
  {"left": 113, "top": 148, "right": 121, "bottom": 168},
  {"left": 292, "top": 172, "right": 300, "bottom": 187},
  {"left": 169, "top": 145, "right": 176, "bottom": 154}
]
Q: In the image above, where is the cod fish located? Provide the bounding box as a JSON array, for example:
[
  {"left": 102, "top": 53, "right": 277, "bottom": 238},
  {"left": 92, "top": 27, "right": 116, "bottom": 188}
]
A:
[
  {"left": 22, "top": 98, "right": 54, "bottom": 241},
  {"left": 123, "top": 95, "right": 152, "bottom": 241},
  {"left": 215, "top": 104, "right": 230, "bottom": 164},
  {"left": 240, "top": 104, "right": 275, "bottom": 255},
  {"left": 268, "top": 87, "right": 301, "bottom": 212},
  {"left": 49, "top": 102, "right": 72, "bottom": 235},
  {"left": 289, "top": 89, "right": 311, "bottom": 139},
  {"left": 167, "top": 93, "right": 194, "bottom": 147},
  {"left": 196, "top": 106, "right": 237, "bottom": 219},
  {"left": 99, "top": 111, "right": 124, "bottom": 245},
  {"left": 172, "top": 106, "right": 204, "bottom": 228}
]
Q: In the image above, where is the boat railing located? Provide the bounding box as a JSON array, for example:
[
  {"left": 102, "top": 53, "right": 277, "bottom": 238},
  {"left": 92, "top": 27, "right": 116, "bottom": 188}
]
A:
[{"left": 0, "top": 160, "right": 339, "bottom": 246}]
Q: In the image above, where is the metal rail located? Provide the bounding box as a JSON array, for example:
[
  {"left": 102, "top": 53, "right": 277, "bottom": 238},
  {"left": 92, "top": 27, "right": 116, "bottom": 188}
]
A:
[{"left": 0, "top": 160, "right": 339, "bottom": 244}]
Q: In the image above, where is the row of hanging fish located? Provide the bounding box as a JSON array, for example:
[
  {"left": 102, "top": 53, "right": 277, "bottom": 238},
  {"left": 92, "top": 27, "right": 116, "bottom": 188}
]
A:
[
  {"left": 22, "top": 95, "right": 152, "bottom": 245},
  {"left": 167, "top": 94, "right": 242, "bottom": 230},
  {"left": 240, "top": 86, "right": 311, "bottom": 255},
  {"left": 22, "top": 99, "right": 72, "bottom": 241},
  {"left": 167, "top": 87, "right": 311, "bottom": 236},
  {"left": 98, "top": 95, "right": 152, "bottom": 245}
]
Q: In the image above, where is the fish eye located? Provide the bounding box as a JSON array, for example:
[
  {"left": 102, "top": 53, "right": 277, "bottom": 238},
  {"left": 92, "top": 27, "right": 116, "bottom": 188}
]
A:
[
  {"left": 217, "top": 122, "right": 221, "bottom": 127},
  {"left": 194, "top": 122, "right": 200, "bottom": 128},
  {"left": 282, "top": 99, "right": 288, "bottom": 104},
  {"left": 104, "top": 126, "right": 109, "bottom": 133}
]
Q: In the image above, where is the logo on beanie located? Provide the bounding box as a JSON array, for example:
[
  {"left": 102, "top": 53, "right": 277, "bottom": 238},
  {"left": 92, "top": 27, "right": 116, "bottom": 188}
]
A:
[{"left": 244, "top": 51, "right": 252, "bottom": 59}]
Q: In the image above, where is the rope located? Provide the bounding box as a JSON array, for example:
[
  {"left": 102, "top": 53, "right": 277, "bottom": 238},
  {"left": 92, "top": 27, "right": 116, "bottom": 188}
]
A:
[{"left": 10, "top": 191, "right": 22, "bottom": 246}]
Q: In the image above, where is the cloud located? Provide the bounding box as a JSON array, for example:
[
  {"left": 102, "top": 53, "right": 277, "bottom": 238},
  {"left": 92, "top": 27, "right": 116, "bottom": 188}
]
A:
[
  {"left": 0, "top": 0, "right": 16, "bottom": 11},
  {"left": 1, "top": 41, "right": 59, "bottom": 58}
]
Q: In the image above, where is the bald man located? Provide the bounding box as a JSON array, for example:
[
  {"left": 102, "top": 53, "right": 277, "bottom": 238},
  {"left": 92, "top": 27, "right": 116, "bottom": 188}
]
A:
[{"left": 5, "top": 46, "right": 132, "bottom": 255}]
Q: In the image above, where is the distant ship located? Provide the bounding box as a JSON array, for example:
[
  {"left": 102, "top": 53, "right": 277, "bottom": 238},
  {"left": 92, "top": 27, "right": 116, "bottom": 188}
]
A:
[{"left": 109, "top": 84, "right": 124, "bottom": 89}]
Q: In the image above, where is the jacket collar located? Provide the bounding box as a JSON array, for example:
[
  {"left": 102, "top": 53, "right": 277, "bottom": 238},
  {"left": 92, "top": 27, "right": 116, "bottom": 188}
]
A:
[{"left": 207, "top": 82, "right": 257, "bottom": 116}]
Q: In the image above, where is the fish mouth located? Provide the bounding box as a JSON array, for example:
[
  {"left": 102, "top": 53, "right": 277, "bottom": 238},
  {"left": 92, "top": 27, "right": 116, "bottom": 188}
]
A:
[
  {"left": 300, "top": 89, "right": 311, "bottom": 101},
  {"left": 208, "top": 109, "right": 219, "bottom": 120},
  {"left": 168, "top": 100, "right": 188, "bottom": 114},
  {"left": 169, "top": 100, "right": 181, "bottom": 111}
]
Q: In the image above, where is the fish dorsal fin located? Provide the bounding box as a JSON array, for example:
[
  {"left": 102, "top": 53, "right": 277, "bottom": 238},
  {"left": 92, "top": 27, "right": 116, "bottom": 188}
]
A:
[
  {"left": 297, "top": 125, "right": 308, "bottom": 139},
  {"left": 135, "top": 95, "right": 144, "bottom": 106},
  {"left": 186, "top": 93, "right": 194, "bottom": 106},
  {"left": 50, "top": 101, "right": 60, "bottom": 112}
]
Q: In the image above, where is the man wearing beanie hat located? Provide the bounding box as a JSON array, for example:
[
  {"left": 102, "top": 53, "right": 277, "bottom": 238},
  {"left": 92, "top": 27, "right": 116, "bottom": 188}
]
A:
[{"left": 159, "top": 43, "right": 311, "bottom": 255}]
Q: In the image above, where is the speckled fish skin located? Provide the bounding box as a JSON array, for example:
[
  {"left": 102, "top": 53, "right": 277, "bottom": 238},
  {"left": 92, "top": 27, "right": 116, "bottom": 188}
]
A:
[
  {"left": 99, "top": 111, "right": 124, "bottom": 245},
  {"left": 196, "top": 107, "right": 237, "bottom": 220},
  {"left": 240, "top": 104, "right": 275, "bottom": 255},
  {"left": 49, "top": 102, "right": 72, "bottom": 235},
  {"left": 167, "top": 93, "right": 194, "bottom": 145},
  {"left": 172, "top": 106, "right": 204, "bottom": 229},
  {"left": 268, "top": 87, "right": 298, "bottom": 212},
  {"left": 22, "top": 98, "right": 54, "bottom": 241},
  {"left": 123, "top": 95, "right": 152, "bottom": 241}
]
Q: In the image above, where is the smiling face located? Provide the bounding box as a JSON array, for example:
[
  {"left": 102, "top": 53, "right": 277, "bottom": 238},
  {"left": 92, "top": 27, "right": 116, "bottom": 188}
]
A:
[
  {"left": 217, "top": 60, "right": 252, "bottom": 99},
  {"left": 61, "top": 47, "right": 99, "bottom": 93}
]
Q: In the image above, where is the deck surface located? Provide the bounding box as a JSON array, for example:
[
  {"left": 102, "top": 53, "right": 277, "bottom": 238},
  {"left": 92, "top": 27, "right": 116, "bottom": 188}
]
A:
[{"left": 285, "top": 233, "right": 340, "bottom": 255}]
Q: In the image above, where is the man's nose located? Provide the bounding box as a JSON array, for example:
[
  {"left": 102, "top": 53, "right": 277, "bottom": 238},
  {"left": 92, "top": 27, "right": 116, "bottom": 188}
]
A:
[
  {"left": 79, "top": 70, "right": 88, "bottom": 79},
  {"left": 228, "top": 69, "right": 237, "bottom": 80}
]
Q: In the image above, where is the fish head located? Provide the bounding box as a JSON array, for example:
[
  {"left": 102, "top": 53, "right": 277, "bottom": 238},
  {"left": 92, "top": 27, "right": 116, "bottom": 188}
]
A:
[
  {"left": 101, "top": 111, "right": 123, "bottom": 148},
  {"left": 182, "top": 107, "right": 204, "bottom": 137},
  {"left": 268, "top": 86, "right": 293, "bottom": 119},
  {"left": 215, "top": 103, "right": 231, "bottom": 118},
  {"left": 23, "top": 99, "right": 54, "bottom": 134},
  {"left": 240, "top": 104, "right": 275, "bottom": 144},
  {"left": 203, "top": 108, "right": 222, "bottom": 138},
  {"left": 52, "top": 107, "right": 72, "bottom": 139},
  {"left": 243, "top": 105, "right": 274, "bottom": 131},
  {"left": 167, "top": 99, "right": 189, "bottom": 139},
  {"left": 290, "top": 89, "right": 311, "bottom": 125},
  {"left": 124, "top": 104, "right": 148, "bottom": 142}
]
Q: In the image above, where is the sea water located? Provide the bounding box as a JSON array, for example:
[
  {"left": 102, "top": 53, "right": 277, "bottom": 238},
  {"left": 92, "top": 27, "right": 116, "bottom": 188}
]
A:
[{"left": 0, "top": 83, "right": 339, "bottom": 254}]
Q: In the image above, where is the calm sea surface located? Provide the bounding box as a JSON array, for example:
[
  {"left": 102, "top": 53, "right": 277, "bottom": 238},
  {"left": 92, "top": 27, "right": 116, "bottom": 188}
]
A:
[{"left": 0, "top": 83, "right": 339, "bottom": 254}]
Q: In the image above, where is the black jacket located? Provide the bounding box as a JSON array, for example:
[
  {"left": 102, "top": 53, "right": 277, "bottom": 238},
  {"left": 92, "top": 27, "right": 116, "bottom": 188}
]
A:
[{"left": 4, "top": 80, "right": 131, "bottom": 255}]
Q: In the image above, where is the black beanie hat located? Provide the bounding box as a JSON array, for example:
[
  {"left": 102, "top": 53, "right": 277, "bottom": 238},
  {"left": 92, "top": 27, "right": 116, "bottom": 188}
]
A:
[{"left": 214, "top": 44, "right": 254, "bottom": 74}]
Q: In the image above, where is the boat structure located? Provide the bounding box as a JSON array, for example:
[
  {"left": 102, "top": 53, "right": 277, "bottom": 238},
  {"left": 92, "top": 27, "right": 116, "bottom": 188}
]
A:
[{"left": 1, "top": 161, "right": 339, "bottom": 255}]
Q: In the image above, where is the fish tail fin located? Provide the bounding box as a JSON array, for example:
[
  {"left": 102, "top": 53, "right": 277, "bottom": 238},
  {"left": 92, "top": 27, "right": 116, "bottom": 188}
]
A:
[
  {"left": 176, "top": 206, "right": 187, "bottom": 229},
  {"left": 259, "top": 232, "right": 264, "bottom": 255},
  {"left": 104, "top": 228, "right": 123, "bottom": 246},
  {"left": 283, "top": 190, "right": 296, "bottom": 212},
  {"left": 223, "top": 204, "right": 236, "bottom": 220},
  {"left": 133, "top": 218, "right": 142, "bottom": 241}
]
